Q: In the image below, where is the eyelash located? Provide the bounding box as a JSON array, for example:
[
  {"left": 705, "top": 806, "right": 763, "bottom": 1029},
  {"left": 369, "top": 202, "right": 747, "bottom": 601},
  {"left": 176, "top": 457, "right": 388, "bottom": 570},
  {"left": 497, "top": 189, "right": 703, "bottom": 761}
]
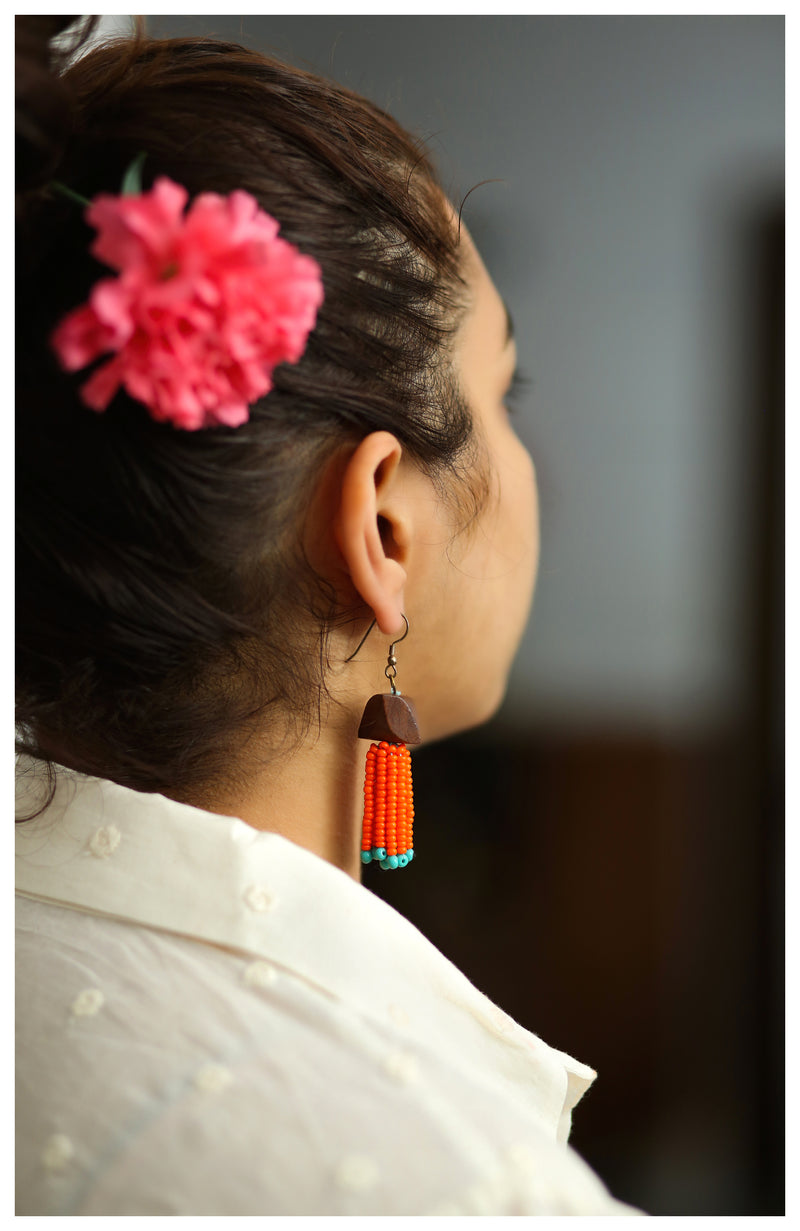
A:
[{"left": 505, "top": 367, "right": 532, "bottom": 413}]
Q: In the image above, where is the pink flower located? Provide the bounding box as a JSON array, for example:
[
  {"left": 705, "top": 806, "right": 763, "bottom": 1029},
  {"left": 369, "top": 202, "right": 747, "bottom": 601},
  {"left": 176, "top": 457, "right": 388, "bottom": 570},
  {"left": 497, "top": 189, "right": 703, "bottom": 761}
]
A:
[{"left": 51, "top": 177, "right": 324, "bottom": 430}]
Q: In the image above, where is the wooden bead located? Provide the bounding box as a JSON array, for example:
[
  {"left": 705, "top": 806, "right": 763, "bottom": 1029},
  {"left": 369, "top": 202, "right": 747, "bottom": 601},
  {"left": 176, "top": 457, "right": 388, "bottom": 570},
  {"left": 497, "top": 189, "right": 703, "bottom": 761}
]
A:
[{"left": 358, "top": 695, "right": 421, "bottom": 745}]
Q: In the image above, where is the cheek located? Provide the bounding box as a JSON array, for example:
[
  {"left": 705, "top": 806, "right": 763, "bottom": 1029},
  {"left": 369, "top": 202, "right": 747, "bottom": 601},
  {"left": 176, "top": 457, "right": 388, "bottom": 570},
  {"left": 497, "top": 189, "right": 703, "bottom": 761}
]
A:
[
  {"left": 521, "top": 448, "right": 540, "bottom": 573},
  {"left": 485, "top": 441, "right": 540, "bottom": 681},
  {"left": 404, "top": 442, "right": 539, "bottom": 741},
  {"left": 461, "top": 444, "right": 539, "bottom": 702},
  {"left": 495, "top": 437, "right": 540, "bottom": 582}
]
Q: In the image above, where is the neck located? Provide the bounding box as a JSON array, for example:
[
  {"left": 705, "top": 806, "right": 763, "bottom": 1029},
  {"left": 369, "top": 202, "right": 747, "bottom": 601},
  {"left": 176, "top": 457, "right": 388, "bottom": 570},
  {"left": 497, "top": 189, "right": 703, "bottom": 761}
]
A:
[{"left": 202, "top": 714, "right": 370, "bottom": 882}]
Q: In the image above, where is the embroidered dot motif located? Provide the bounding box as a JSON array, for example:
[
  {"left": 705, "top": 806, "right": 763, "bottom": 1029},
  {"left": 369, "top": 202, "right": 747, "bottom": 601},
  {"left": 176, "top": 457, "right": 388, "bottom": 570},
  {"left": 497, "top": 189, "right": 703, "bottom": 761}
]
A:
[
  {"left": 193, "top": 1063, "right": 234, "bottom": 1095},
  {"left": 88, "top": 825, "right": 121, "bottom": 859},
  {"left": 71, "top": 988, "right": 105, "bottom": 1017},
  {"left": 41, "top": 1134, "right": 74, "bottom": 1172},
  {"left": 383, "top": 1051, "right": 419, "bottom": 1085},
  {"left": 243, "top": 884, "right": 276, "bottom": 913},
  {"left": 334, "top": 1153, "right": 380, "bottom": 1193},
  {"left": 490, "top": 1006, "right": 514, "bottom": 1034},
  {"left": 387, "top": 1003, "right": 410, "bottom": 1028},
  {"left": 230, "top": 819, "right": 258, "bottom": 846},
  {"left": 243, "top": 960, "right": 277, "bottom": 989},
  {"left": 507, "top": 1141, "right": 537, "bottom": 1172}
]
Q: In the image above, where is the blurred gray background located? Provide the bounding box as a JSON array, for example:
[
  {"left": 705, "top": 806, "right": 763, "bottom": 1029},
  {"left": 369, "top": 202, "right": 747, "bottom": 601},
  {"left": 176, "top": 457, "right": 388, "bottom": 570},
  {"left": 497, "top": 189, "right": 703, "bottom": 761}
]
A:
[{"left": 98, "top": 14, "right": 784, "bottom": 1215}]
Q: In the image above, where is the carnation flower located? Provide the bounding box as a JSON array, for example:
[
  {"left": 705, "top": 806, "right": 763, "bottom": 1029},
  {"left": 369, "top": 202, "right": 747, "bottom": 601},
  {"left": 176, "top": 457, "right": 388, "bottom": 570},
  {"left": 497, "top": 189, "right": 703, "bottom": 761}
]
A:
[{"left": 51, "top": 177, "right": 325, "bottom": 430}]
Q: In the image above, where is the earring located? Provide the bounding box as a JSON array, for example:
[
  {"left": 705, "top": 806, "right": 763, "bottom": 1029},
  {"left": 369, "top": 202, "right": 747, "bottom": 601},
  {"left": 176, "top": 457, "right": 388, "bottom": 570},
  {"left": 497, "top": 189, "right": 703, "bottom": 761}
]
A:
[{"left": 353, "top": 615, "right": 421, "bottom": 869}]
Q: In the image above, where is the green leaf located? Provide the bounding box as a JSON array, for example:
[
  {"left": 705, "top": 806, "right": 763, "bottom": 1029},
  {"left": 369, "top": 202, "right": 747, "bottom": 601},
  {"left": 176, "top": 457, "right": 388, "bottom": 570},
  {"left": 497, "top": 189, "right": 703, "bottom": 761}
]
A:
[
  {"left": 121, "top": 152, "right": 148, "bottom": 197},
  {"left": 51, "top": 182, "right": 91, "bottom": 208}
]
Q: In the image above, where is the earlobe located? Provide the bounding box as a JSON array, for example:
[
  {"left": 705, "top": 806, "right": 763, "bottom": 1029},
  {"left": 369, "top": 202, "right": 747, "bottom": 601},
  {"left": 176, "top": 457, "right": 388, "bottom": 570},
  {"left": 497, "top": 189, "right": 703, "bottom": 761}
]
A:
[{"left": 334, "top": 432, "right": 408, "bottom": 637}]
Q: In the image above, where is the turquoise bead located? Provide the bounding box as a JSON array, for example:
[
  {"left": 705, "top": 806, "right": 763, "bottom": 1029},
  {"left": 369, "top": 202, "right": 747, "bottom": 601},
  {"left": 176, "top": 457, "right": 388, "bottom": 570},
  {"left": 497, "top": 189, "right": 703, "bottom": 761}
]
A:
[
  {"left": 407, "top": 849, "right": 414, "bottom": 862},
  {"left": 379, "top": 858, "right": 391, "bottom": 870},
  {"left": 372, "top": 847, "right": 387, "bottom": 860},
  {"left": 360, "top": 850, "right": 372, "bottom": 864},
  {"left": 398, "top": 854, "right": 409, "bottom": 867},
  {"left": 387, "top": 855, "right": 399, "bottom": 869}
]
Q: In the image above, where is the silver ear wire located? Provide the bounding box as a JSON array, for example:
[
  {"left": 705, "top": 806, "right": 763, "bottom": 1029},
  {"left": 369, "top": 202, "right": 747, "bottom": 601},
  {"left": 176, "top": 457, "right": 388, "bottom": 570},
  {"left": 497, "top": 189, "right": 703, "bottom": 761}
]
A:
[
  {"left": 345, "top": 614, "right": 409, "bottom": 666},
  {"left": 385, "top": 614, "right": 410, "bottom": 695}
]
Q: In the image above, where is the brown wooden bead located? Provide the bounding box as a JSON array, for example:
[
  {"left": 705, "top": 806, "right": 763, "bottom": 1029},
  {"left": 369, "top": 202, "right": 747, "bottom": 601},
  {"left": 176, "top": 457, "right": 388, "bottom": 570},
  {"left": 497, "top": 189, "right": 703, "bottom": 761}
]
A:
[{"left": 357, "top": 693, "right": 421, "bottom": 745}]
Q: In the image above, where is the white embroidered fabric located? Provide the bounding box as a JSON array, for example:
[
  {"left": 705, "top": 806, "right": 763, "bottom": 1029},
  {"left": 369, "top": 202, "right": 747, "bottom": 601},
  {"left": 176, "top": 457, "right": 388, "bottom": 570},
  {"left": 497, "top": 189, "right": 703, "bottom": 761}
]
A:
[{"left": 15, "top": 758, "right": 642, "bottom": 1215}]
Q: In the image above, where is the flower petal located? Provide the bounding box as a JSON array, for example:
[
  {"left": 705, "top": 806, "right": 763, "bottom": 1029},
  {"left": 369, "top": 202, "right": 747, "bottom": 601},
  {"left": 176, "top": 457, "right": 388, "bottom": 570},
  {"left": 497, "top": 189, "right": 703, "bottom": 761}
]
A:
[
  {"left": 81, "top": 357, "right": 124, "bottom": 411},
  {"left": 51, "top": 176, "right": 324, "bottom": 429},
  {"left": 89, "top": 178, "right": 188, "bottom": 271},
  {"left": 51, "top": 304, "right": 115, "bottom": 370}
]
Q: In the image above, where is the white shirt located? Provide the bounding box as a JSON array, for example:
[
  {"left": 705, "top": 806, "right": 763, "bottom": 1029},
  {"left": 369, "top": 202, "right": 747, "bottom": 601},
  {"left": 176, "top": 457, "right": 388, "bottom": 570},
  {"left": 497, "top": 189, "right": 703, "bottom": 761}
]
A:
[{"left": 16, "top": 757, "right": 640, "bottom": 1216}]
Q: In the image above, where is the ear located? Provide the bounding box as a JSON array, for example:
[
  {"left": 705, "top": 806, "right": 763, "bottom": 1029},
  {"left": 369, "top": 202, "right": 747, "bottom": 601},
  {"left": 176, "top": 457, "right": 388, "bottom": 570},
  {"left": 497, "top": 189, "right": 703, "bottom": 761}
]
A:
[{"left": 333, "top": 431, "right": 409, "bottom": 638}]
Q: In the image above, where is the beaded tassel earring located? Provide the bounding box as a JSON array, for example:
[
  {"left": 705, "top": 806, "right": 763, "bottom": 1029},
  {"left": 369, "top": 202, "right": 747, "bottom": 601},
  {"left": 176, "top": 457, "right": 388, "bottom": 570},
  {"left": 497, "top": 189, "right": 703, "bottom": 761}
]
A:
[{"left": 355, "top": 616, "right": 421, "bottom": 869}]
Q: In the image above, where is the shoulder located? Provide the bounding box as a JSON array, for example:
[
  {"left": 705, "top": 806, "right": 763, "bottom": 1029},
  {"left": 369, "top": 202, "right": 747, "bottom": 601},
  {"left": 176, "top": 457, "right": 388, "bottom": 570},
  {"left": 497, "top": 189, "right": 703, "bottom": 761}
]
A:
[{"left": 17, "top": 899, "right": 637, "bottom": 1216}]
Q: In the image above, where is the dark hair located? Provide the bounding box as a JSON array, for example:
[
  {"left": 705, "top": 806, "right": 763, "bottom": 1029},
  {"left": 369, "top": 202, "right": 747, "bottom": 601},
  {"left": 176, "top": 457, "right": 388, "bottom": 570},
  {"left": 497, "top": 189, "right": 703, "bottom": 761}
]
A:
[
  {"left": 16, "top": 29, "right": 484, "bottom": 804},
  {"left": 15, "top": 16, "right": 98, "bottom": 191}
]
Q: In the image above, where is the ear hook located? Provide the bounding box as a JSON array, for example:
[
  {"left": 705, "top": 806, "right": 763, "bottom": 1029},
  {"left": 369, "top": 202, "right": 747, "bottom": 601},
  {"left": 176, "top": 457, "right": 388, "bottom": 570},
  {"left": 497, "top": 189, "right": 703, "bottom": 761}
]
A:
[
  {"left": 385, "top": 614, "right": 409, "bottom": 696},
  {"left": 388, "top": 613, "right": 410, "bottom": 655},
  {"left": 344, "top": 614, "right": 409, "bottom": 664}
]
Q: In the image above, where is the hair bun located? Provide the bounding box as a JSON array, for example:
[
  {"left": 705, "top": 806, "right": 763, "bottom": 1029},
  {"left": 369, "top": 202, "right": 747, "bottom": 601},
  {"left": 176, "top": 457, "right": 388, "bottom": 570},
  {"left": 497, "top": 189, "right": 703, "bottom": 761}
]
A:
[{"left": 15, "top": 16, "right": 94, "bottom": 192}]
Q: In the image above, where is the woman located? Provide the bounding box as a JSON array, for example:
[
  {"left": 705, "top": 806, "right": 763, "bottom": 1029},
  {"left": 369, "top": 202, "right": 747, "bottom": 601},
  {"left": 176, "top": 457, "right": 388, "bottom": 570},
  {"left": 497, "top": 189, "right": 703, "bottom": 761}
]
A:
[{"left": 16, "top": 23, "right": 638, "bottom": 1216}]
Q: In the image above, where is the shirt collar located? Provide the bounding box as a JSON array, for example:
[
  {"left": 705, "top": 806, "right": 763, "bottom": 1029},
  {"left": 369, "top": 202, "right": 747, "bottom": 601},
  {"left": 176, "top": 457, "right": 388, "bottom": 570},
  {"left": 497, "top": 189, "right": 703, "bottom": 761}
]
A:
[{"left": 16, "top": 756, "right": 596, "bottom": 1143}]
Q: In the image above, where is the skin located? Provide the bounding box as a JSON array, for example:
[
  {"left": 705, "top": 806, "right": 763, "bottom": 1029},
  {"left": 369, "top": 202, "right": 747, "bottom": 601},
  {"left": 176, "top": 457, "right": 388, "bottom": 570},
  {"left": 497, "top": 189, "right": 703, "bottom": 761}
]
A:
[{"left": 214, "top": 226, "right": 540, "bottom": 881}]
